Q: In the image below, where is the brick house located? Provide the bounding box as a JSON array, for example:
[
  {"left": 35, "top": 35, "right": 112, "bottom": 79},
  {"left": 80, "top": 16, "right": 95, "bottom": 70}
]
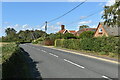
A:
[
  {"left": 58, "top": 25, "right": 76, "bottom": 34},
  {"left": 75, "top": 28, "right": 96, "bottom": 36},
  {"left": 94, "top": 22, "right": 119, "bottom": 37}
]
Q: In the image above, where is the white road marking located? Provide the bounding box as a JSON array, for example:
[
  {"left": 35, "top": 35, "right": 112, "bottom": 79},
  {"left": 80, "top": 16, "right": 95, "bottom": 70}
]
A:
[
  {"left": 102, "top": 76, "right": 112, "bottom": 80},
  {"left": 41, "top": 50, "right": 47, "bottom": 53},
  {"left": 63, "top": 59, "right": 85, "bottom": 69},
  {"left": 46, "top": 47, "right": 119, "bottom": 64},
  {"left": 49, "top": 53, "right": 58, "bottom": 58}
]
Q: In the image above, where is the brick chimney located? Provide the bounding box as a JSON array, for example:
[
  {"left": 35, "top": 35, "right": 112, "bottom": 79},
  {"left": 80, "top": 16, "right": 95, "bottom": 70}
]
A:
[{"left": 61, "top": 25, "right": 65, "bottom": 30}]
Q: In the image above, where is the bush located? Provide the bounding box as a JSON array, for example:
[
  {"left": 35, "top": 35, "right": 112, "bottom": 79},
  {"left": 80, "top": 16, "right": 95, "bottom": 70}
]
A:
[
  {"left": 55, "top": 37, "right": 119, "bottom": 54},
  {"left": 44, "top": 40, "right": 54, "bottom": 46},
  {"left": 79, "top": 31, "right": 94, "bottom": 39},
  {"left": 55, "top": 39, "right": 64, "bottom": 47},
  {"left": 63, "top": 33, "right": 76, "bottom": 39}
]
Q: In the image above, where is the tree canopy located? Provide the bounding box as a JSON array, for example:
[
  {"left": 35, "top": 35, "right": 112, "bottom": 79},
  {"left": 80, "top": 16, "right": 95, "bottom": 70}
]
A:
[
  {"left": 102, "top": 1, "right": 120, "bottom": 26},
  {"left": 79, "top": 25, "right": 89, "bottom": 30},
  {"left": 3, "top": 28, "right": 46, "bottom": 42}
]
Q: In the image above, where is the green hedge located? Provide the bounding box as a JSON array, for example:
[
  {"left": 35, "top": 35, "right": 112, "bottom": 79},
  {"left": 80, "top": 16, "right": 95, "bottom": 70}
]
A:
[{"left": 55, "top": 37, "right": 119, "bottom": 54}]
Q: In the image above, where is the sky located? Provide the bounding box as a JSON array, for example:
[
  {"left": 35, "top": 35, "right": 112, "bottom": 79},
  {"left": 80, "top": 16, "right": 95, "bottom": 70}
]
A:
[{"left": 0, "top": 0, "right": 115, "bottom": 37}]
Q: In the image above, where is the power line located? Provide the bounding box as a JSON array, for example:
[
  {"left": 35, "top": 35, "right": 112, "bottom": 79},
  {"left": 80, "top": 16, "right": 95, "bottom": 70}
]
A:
[
  {"left": 39, "top": 23, "right": 46, "bottom": 30},
  {"left": 48, "top": 9, "right": 103, "bottom": 26},
  {"left": 66, "top": 9, "right": 103, "bottom": 25},
  {"left": 48, "top": 0, "right": 87, "bottom": 23}
]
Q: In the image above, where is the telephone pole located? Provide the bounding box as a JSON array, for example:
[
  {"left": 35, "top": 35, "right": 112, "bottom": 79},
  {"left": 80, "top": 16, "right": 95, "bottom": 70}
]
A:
[
  {"left": 45, "top": 21, "right": 47, "bottom": 32},
  {"left": 45, "top": 21, "right": 47, "bottom": 37}
]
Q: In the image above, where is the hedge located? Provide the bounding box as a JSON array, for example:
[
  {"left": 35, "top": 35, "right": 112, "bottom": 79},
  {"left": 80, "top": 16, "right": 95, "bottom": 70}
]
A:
[{"left": 55, "top": 37, "right": 119, "bottom": 54}]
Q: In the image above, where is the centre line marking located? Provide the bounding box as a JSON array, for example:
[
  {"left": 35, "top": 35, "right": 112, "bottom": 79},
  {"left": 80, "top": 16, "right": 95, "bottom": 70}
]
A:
[
  {"left": 102, "top": 76, "right": 112, "bottom": 80},
  {"left": 49, "top": 53, "right": 58, "bottom": 58},
  {"left": 41, "top": 50, "right": 47, "bottom": 53},
  {"left": 64, "top": 59, "right": 85, "bottom": 69}
]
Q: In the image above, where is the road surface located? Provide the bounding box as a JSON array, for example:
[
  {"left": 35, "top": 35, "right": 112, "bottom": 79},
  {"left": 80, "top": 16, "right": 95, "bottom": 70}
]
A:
[{"left": 20, "top": 43, "right": 118, "bottom": 79}]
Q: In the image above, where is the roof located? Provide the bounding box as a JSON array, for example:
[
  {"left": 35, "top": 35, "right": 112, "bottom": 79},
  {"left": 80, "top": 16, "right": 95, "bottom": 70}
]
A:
[
  {"left": 76, "top": 28, "right": 97, "bottom": 34},
  {"left": 58, "top": 29, "right": 76, "bottom": 34},
  {"left": 69, "top": 30, "right": 76, "bottom": 34},
  {"left": 100, "top": 22, "right": 119, "bottom": 36},
  {"left": 58, "top": 29, "right": 66, "bottom": 34}
]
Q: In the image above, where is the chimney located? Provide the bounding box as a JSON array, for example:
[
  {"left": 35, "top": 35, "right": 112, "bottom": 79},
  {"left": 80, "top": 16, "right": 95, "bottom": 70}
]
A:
[{"left": 61, "top": 25, "right": 65, "bottom": 30}]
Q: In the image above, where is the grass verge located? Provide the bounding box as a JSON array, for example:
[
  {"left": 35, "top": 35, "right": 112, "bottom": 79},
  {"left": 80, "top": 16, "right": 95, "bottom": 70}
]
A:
[
  {"left": 2, "top": 43, "right": 31, "bottom": 79},
  {"left": 54, "top": 46, "right": 119, "bottom": 60}
]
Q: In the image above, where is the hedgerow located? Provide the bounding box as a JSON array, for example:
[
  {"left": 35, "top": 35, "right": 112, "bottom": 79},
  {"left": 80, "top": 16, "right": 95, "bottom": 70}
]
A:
[{"left": 55, "top": 37, "right": 119, "bottom": 54}]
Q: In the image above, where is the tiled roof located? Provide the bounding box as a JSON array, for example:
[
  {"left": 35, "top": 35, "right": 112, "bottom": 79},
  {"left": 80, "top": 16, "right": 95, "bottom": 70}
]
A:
[
  {"left": 58, "top": 29, "right": 76, "bottom": 34},
  {"left": 58, "top": 29, "right": 66, "bottom": 33},
  {"left": 76, "top": 28, "right": 97, "bottom": 34},
  {"left": 100, "top": 22, "right": 119, "bottom": 36},
  {"left": 69, "top": 30, "right": 76, "bottom": 34}
]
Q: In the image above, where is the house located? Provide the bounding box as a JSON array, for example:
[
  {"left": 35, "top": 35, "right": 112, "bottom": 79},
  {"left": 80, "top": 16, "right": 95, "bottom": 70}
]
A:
[
  {"left": 75, "top": 28, "right": 96, "bottom": 36},
  {"left": 94, "top": 22, "right": 119, "bottom": 37},
  {"left": 58, "top": 25, "right": 76, "bottom": 34}
]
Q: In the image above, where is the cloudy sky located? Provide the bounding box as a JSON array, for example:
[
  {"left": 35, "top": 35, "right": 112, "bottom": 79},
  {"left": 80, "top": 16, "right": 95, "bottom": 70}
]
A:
[{"left": 1, "top": 0, "right": 115, "bottom": 37}]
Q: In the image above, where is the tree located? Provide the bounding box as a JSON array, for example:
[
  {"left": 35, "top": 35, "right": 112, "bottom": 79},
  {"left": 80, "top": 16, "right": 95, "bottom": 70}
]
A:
[
  {"left": 79, "top": 31, "right": 94, "bottom": 38},
  {"left": 5, "top": 28, "right": 18, "bottom": 41},
  {"left": 17, "top": 30, "right": 46, "bottom": 42},
  {"left": 5, "top": 28, "right": 17, "bottom": 36},
  {"left": 102, "top": 1, "right": 120, "bottom": 26},
  {"left": 79, "top": 25, "right": 89, "bottom": 30}
]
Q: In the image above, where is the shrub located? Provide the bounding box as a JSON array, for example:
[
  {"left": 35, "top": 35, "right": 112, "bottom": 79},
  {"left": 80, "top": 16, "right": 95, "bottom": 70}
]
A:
[
  {"left": 63, "top": 33, "right": 76, "bottom": 39},
  {"left": 80, "top": 38, "right": 94, "bottom": 51},
  {"left": 44, "top": 40, "right": 54, "bottom": 46},
  {"left": 55, "top": 39, "right": 64, "bottom": 47},
  {"left": 79, "top": 31, "right": 94, "bottom": 39},
  {"left": 55, "top": 37, "right": 119, "bottom": 54}
]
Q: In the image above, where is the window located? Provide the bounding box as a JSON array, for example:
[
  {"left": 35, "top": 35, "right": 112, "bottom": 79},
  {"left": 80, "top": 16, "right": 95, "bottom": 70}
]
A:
[{"left": 99, "top": 28, "right": 102, "bottom": 32}]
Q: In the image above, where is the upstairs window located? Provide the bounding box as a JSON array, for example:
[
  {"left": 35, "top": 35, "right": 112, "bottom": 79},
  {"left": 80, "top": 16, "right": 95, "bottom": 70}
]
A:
[{"left": 99, "top": 28, "right": 102, "bottom": 32}]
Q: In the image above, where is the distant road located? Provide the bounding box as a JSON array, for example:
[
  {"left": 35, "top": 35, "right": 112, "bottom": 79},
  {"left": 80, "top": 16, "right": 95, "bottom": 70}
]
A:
[{"left": 20, "top": 43, "right": 118, "bottom": 79}]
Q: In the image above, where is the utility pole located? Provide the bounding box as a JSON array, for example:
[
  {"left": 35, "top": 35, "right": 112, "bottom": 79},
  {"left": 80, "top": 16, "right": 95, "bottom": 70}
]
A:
[
  {"left": 45, "top": 21, "right": 47, "bottom": 32},
  {"left": 45, "top": 21, "right": 47, "bottom": 37}
]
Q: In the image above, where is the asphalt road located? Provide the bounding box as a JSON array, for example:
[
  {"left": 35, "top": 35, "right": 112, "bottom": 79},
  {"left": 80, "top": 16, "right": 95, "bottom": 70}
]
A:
[{"left": 20, "top": 43, "right": 118, "bottom": 79}]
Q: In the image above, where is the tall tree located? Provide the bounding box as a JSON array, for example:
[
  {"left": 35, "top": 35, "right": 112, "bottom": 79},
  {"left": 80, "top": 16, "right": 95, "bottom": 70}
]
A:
[
  {"left": 5, "top": 28, "right": 17, "bottom": 36},
  {"left": 79, "top": 25, "right": 89, "bottom": 30},
  {"left": 102, "top": 1, "right": 120, "bottom": 26},
  {"left": 5, "top": 28, "right": 18, "bottom": 41}
]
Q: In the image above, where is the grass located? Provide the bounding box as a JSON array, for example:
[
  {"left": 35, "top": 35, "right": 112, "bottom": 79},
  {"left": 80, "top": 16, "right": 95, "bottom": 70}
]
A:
[
  {"left": 2, "top": 43, "right": 18, "bottom": 63},
  {"left": 2, "top": 43, "right": 31, "bottom": 78}
]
